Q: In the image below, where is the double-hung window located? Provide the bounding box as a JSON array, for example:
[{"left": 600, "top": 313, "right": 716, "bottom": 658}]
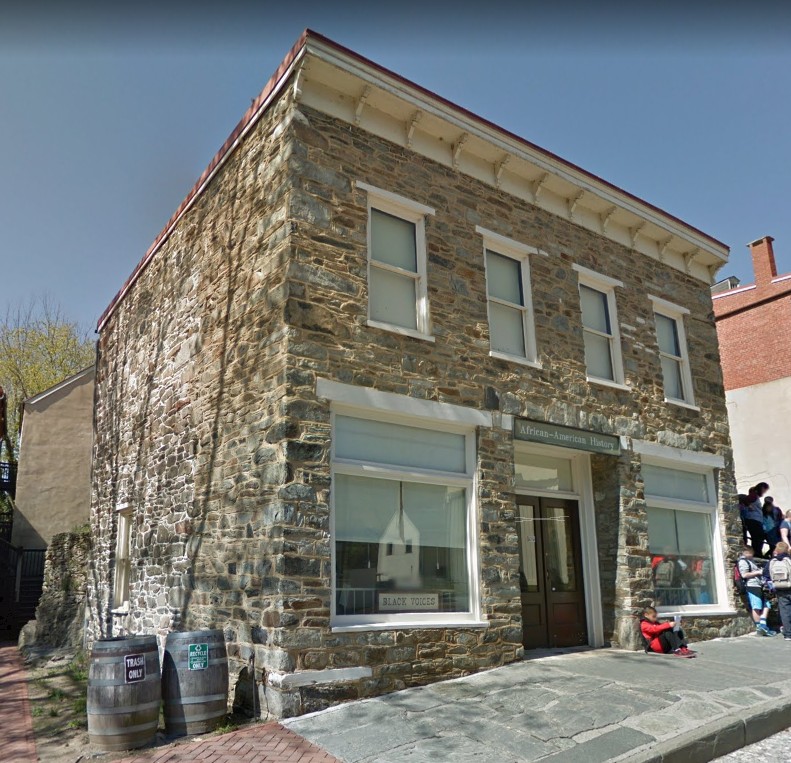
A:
[
  {"left": 113, "top": 507, "right": 133, "bottom": 610},
  {"left": 649, "top": 296, "right": 696, "bottom": 408},
  {"left": 331, "top": 411, "right": 479, "bottom": 627},
  {"left": 642, "top": 460, "right": 724, "bottom": 613},
  {"left": 357, "top": 182, "right": 435, "bottom": 341},
  {"left": 477, "top": 227, "right": 540, "bottom": 367},
  {"left": 573, "top": 265, "right": 626, "bottom": 388}
]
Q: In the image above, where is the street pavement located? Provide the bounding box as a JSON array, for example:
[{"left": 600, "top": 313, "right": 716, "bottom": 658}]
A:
[{"left": 286, "top": 635, "right": 791, "bottom": 762}]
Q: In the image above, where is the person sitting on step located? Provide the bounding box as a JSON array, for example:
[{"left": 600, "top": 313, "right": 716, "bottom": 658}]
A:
[{"left": 639, "top": 606, "right": 697, "bottom": 658}]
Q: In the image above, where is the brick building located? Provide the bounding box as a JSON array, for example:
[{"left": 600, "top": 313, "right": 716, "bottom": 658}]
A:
[
  {"left": 713, "top": 236, "right": 791, "bottom": 506},
  {"left": 87, "top": 31, "right": 749, "bottom": 719}
]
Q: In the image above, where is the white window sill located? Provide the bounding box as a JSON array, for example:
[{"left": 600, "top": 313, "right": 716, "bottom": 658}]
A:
[
  {"left": 489, "top": 351, "right": 542, "bottom": 370},
  {"left": 656, "top": 607, "right": 737, "bottom": 617},
  {"left": 586, "top": 376, "right": 631, "bottom": 392},
  {"left": 366, "top": 320, "right": 435, "bottom": 343},
  {"left": 110, "top": 604, "right": 130, "bottom": 616},
  {"left": 665, "top": 398, "right": 701, "bottom": 412},
  {"left": 331, "top": 619, "right": 489, "bottom": 633}
]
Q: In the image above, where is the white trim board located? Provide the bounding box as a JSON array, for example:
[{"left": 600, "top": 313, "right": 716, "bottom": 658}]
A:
[
  {"left": 316, "top": 378, "right": 493, "bottom": 428},
  {"left": 625, "top": 438, "right": 725, "bottom": 469}
]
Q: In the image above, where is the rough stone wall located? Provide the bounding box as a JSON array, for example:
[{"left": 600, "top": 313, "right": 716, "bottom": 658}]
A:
[
  {"left": 33, "top": 527, "right": 92, "bottom": 648},
  {"left": 87, "top": 90, "right": 296, "bottom": 710},
  {"left": 89, "top": 81, "right": 749, "bottom": 722},
  {"left": 277, "top": 102, "right": 749, "bottom": 693}
]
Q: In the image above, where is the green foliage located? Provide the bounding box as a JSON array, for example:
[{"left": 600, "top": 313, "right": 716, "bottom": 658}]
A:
[
  {"left": 31, "top": 706, "right": 44, "bottom": 717},
  {"left": 0, "top": 296, "right": 95, "bottom": 461},
  {"left": 48, "top": 687, "right": 66, "bottom": 701}
]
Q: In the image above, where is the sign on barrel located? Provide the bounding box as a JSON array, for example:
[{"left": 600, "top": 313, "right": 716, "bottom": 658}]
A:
[
  {"left": 188, "top": 643, "right": 209, "bottom": 670},
  {"left": 124, "top": 653, "right": 146, "bottom": 683}
]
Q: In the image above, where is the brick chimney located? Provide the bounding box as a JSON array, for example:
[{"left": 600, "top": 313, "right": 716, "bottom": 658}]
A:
[{"left": 749, "top": 236, "right": 777, "bottom": 284}]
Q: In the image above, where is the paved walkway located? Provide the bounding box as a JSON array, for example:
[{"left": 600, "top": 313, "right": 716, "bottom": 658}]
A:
[
  {"left": 286, "top": 635, "right": 791, "bottom": 762},
  {"left": 116, "top": 723, "right": 340, "bottom": 763},
  {"left": 0, "top": 642, "right": 37, "bottom": 762}
]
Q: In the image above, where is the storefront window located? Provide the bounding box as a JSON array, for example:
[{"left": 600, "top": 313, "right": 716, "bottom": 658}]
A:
[
  {"left": 332, "top": 413, "right": 475, "bottom": 624},
  {"left": 335, "top": 475, "right": 468, "bottom": 615},
  {"left": 643, "top": 462, "right": 719, "bottom": 610}
]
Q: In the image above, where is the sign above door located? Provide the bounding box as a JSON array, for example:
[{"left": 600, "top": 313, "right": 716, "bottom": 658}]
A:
[{"left": 514, "top": 419, "right": 621, "bottom": 456}]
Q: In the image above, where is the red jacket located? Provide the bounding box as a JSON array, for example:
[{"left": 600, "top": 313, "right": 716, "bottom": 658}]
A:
[{"left": 640, "top": 618, "right": 674, "bottom": 653}]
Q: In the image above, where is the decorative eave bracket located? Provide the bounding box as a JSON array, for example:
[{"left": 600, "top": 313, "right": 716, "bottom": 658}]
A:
[
  {"left": 452, "top": 133, "right": 469, "bottom": 169},
  {"left": 494, "top": 155, "right": 510, "bottom": 188},
  {"left": 629, "top": 221, "right": 646, "bottom": 250},
  {"left": 354, "top": 86, "right": 371, "bottom": 125},
  {"left": 682, "top": 247, "right": 700, "bottom": 274},
  {"left": 406, "top": 110, "right": 423, "bottom": 148},
  {"left": 599, "top": 206, "right": 617, "bottom": 234},
  {"left": 567, "top": 190, "right": 585, "bottom": 219},
  {"left": 530, "top": 172, "right": 549, "bottom": 202},
  {"left": 658, "top": 236, "right": 673, "bottom": 262}
]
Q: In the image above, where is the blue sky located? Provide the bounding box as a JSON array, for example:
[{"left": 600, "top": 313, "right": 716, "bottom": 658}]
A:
[{"left": 2, "top": 3, "right": 790, "bottom": 331}]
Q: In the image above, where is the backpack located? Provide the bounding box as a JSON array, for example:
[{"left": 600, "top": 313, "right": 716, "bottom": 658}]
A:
[
  {"left": 733, "top": 558, "right": 750, "bottom": 594},
  {"left": 654, "top": 558, "right": 676, "bottom": 588},
  {"left": 769, "top": 557, "right": 791, "bottom": 590}
]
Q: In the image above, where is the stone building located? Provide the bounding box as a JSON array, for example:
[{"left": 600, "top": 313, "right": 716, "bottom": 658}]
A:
[
  {"left": 87, "top": 31, "right": 749, "bottom": 719},
  {"left": 714, "top": 236, "right": 791, "bottom": 506}
]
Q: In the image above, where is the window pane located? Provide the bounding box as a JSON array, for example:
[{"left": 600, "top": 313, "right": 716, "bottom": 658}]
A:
[
  {"left": 369, "top": 266, "right": 417, "bottom": 330},
  {"left": 514, "top": 452, "right": 573, "bottom": 492},
  {"left": 335, "top": 474, "right": 469, "bottom": 615},
  {"left": 647, "top": 506, "right": 716, "bottom": 606},
  {"left": 489, "top": 302, "right": 526, "bottom": 357},
  {"left": 517, "top": 503, "right": 539, "bottom": 592},
  {"left": 642, "top": 464, "right": 709, "bottom": 502},
  {"left": 583, "top": 330, "right": 614, "bottom": 380},
  {"left": 335, "top": 416, "right": 467, "bottom": 473},
  {"left": 371, "top": 208, "right": 417, "bottom": 271},
  {"left": 544, "top": 506, "right": 578, "bottom": 592},
  {"left": 661, "top": 356, "right": 685, "bottom": 400},
  {"left": 655, "top": 313, "right": 680, "bottom": 356},
  {"left": 580, "top": 285, "right": 610, "bottom": 333},
  {"left": 486, "top": 251, "right": 523, "bottom": 305}
]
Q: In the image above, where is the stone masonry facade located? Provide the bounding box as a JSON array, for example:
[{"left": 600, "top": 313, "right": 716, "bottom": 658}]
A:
[{"left": 88, "top": 59, "right": 750, "bottom": 720}]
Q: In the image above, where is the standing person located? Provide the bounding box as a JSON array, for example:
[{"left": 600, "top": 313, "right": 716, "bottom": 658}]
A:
[
  {"left": 744, "top": 482, "right": 770, "bottom": 558},
  {"left": 737, "top": 545, "right": 775, "bottom": 635},
  {"left": 779, "top": 510, "right": 791, "bottom": 549},
  {"left": 763, "top": 498, "right": 782, "bottom": 553},
  {"left": 639, "top": 607, "right": 696, "bottom": 657},
  {"left": 766, "top": 541, "right": 791, "bottom": 642}
]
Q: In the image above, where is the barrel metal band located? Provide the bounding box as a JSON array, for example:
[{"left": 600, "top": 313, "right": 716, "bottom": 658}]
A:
[
  {"left": 88, "top": 720, "right": 159, "bottom": 735},
  {"left": 88, "top": 673, "right": 160, "bottom": 686},
  {"left": 87, "top": 700, "right": 161, "bottom": 716},
  {"left": 164, "top": 693, "right": 226, "bottom": 706}
]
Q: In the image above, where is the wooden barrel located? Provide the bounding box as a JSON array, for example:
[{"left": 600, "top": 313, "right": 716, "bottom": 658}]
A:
[
  {"left": 87, "top": 635, "right": 161, "bottom": 751},
  {"left": 162, "top": 629, "right": 228, "bottom": 736}
]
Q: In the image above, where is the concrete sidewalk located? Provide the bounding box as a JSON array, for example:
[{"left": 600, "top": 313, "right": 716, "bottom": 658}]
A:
[{"left": 285, "top": 635, "right": 791, "bottom": 763}]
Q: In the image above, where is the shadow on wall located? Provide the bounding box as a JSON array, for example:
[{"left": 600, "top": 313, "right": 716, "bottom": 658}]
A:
[{"left": 89, "top": 115, "right": 293, "bottom": 718}]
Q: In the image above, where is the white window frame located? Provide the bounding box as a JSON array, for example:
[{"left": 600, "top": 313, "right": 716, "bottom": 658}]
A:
[
  {"left": 648, "top": 295, "right": 697, "bottom": 411},
  {"left": 328, "top": 403, "right": 483, "bottom": 631},
  {"left": 572, "top": 264, "right": 627, "bottom": 390},
  {"left": 641, "top": 454, "right": 729, "bottom": 616},
  {"left": 477, "top": 226, "right": 541, "bottom": 369},
  {"left": 112, "top": 506, "right": 133, "bottom": 612},
  {"left": 357, "top": 181, "right": 435, "bottom": 342}
]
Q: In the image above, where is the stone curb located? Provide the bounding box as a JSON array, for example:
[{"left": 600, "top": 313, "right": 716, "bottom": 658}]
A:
[{"left": 616, "top": 693, "right": 791, "bottom": 763}]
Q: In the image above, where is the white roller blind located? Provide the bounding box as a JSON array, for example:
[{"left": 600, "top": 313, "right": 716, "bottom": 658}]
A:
[
  {"left": 335, "top": 416, "right": 467, "bottom": 473},
  {"left": 371, "top": 209, "right": 417, "bottom": 271},
  {"left": 580, "top": 285, "right": 610, "bottom": 333},
  {"left": 486, "top": 251, "right": 522, "bottom": 304},
  {"left": 643, "top": 464, "right": 709, "bottom": 503},
  {"left": 369, "top": 267, "right": 417, "bottom": 329},
  {"left": 335, "top": 474, "right": 467, "bottom": 548},
  {"left": 655, "top": 313, "right": 680, "bottom": 356}
]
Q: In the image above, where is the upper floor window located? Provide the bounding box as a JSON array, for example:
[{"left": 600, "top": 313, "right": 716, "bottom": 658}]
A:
[
  {"left": 357, "top": 181, "right": 435, "bottom": 341},
  {"left": 477, "top": 227, "right": 540, "bottom": 367},
  {"left": 113, "top": 506, "right": 133, "bottom": 611},
  {"left": 649, "top": 296, "right": 696, "bottom": 408},
  {"left": 573, "top": 265, "right": 626, "bottom": 388}
]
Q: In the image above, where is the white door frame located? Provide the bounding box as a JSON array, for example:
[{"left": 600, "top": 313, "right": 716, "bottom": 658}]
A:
[{"left": 514, "top": 441, "right": 605, "bottom": 648}]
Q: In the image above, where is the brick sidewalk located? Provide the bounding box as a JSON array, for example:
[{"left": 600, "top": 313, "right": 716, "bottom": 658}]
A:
[
  {"left": 117, "top": 723, "right": 341, "bottom": 763},
  {"left": 0, "top": 643, "right": 38, "bottom": 762}
]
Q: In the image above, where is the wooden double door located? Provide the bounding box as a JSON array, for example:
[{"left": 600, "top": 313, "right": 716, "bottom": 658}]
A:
[{"left": 516, "top": 495, "right": 588, "bottom": 649}]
